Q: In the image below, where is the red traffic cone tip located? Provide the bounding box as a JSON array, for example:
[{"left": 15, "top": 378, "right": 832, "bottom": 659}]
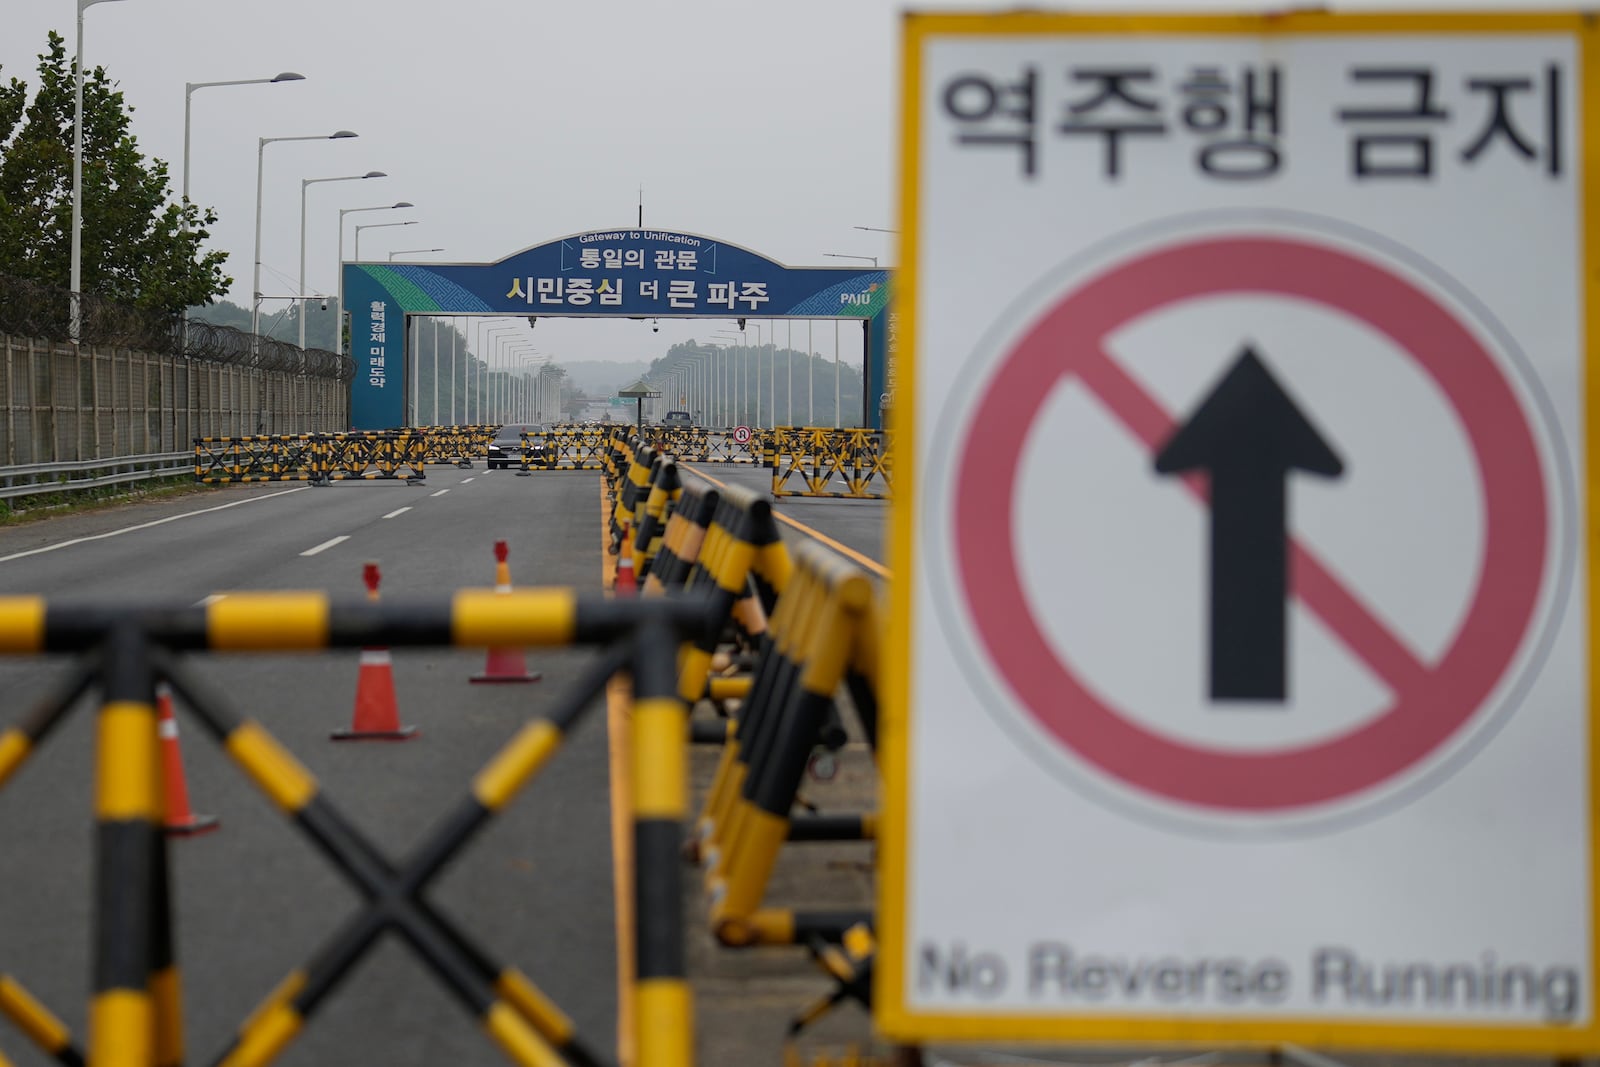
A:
[
  {"left": 333, "top": 646, "right": 419, "bottom": 741},
  {"left": 494, "top": 540, "right": 508, "bottom": 563},
  {"left": 156, "top": 685, "right": 218, "bottom": 837}
]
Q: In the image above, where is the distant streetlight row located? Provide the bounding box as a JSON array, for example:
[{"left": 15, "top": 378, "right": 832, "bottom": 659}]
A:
[{"left": 70, "top": 1, "right": 438, "bottom": 354}]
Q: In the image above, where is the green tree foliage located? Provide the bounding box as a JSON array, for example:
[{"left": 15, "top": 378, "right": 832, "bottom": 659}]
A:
[{"left": 0, "top": 33, "right": 229, "bottom": 312}]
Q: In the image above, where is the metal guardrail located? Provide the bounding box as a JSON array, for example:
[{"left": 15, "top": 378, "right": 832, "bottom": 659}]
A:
[{"left": 0, "top": 452, "right": 194, "bottom": 502}]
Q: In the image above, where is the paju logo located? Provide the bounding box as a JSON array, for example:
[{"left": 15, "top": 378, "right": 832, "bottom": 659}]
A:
[{"left": 839, "top": 282, "right": 883, "bottom": 307}]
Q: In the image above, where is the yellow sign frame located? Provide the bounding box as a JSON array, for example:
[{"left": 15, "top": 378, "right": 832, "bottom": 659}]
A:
[{"left": 879, "top": 9, "right": 1600, "bottom": 1055}]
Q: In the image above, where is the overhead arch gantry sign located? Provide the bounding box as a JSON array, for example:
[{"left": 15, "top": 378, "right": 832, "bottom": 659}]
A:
[{"left": 341, "top": 228, "right": 894, "bottom": 430}]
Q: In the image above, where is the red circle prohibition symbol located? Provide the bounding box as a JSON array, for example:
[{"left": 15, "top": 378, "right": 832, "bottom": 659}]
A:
[
  {"left": 734, "top": 425, "right": 753, "bottom": 444},
  {"left": 954, "top": 236, "right": 1547, "bottom": 812}
]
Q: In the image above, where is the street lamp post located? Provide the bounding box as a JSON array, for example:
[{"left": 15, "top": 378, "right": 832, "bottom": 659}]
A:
[
  {"left": 299, "top": 170, "right": 385, "bottom": 349},
  {"left": 184, "top": 72, "right": 303, "bottom": 215},
  {"left": 712, "top": 331, "right": 740, "bottom": 427},
  {"left": 505, "top": 348, "right": 536, "bottom": 422},
  {"left": 353, "top": 220, "right": 417, "bottom": 261},
  {"left": 518, "top": 355, "right": 544, "bottom": 422},
  {"left": 253, "top": 130, "right": 357, "bottom": 354},
  {"left": 70, "top": 0, "right": 132, "bottom": 344},
  {"left": 822, "top": 252, "right": 879, "bottom": 267},
  {"left": 748, "top": 322, "right": 765, "bottom": 428},
  {"left": 389, "top": 248, "right": 444, "bottom": 261},
  {"left": 335, "top": 202, "right": 412, "bottom": 355},
  {"left": 484, "top": 325, "right": 518, "bottom": 423},
  {"left": 181, "top": 71, "right": 304, "bottom": 434}
]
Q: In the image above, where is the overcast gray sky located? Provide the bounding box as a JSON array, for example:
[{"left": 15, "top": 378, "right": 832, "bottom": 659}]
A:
[{"left": 1, "top": 0, "right": 1546, "bottom": 366}]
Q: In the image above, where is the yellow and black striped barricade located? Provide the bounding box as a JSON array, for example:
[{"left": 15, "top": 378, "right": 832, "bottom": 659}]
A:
[
  {"left": 388, "top": 432, "right": 430, "bottom": 483},
  {"left": 787, "top": 922, "right": 876, "bottom": 1043},
  {"left": 318, "top": 432, "right": 427, "bottom": 484},
  {"left": 609, "top": 443, "right": 659, "bottom": 557},
  {"left": 560, "top": 428, "right": 616, "bottom": 470},
  {"left": 518, "top": 429, "right": 611, "bottom": 473},
  {"left": 0, "top": 591, "right": 710, "bottom": 1067},
  {"left": 630, "top": 460, "right": 683, "bottom": 580},
  {"left": 414, "top": 425, "right": 478, "bottom": 468},
  {"left": 601, "top": 429, "right": 629, "bottom": 488},
  {"left": 193, "top": 435, "right": 324, "bottom": 484},
  {"left": 635, "top": 428, "right": 763, "bottom": 466},
  {"left": 768, "top": 428, "right": 893, "bottom": 500},
  {"left": 674, "top": 482, "right": 792, "bottom": 713},
  {"left": 697, "top": 542, "right": 879, "bottom": 950},
  {"left": 642, "top": 482, "right": 718, "bottom": 598},
  {"left": 696, "top": 430, "right": 762, "bottom": 466},
  {"left": 320, "top": 432, "right": 384, "bottom": 481}
]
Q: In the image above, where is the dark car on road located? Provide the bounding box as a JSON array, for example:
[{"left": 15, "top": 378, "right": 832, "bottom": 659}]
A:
[{"left": 487, "top": 424, "right": 544, "bottom": 469}]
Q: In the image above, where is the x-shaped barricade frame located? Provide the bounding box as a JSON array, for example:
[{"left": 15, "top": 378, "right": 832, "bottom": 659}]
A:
[{"left": 0, "top": 592, "right": 706, "bottom": 1067}]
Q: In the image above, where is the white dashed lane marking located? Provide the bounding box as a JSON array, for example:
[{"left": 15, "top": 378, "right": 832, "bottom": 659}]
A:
[
  {"left": 383, "top": 507, "right": 411, "bottom": 519},
  {"left": 301, "top": 536, "right": 349, "bottom": 557}
]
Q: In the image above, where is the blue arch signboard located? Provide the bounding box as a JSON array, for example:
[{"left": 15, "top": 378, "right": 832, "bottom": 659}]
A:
[{"left": 341, "top": 228, "right": 894, "bottom": 430}]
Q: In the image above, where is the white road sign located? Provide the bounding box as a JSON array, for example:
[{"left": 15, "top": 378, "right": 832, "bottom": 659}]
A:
[{"left": 880, "top": 11, "right": 1600, "bottom": 1056}]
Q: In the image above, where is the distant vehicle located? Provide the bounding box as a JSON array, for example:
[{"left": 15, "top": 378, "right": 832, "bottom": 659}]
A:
[
  {"left": 661, "top": 410, "right": 693, "bottom": 428},
  {"left": 487, "top": 424, "right": 545, "bottom": 469}
]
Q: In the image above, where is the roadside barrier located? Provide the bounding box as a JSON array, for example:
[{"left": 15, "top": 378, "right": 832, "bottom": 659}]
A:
[
  {"left": 413, "top": 424, "right": 496, "bottom": 466},
  {"left": 697, "top": 540, "right": 880, "bottom": 949},
  {"left": 764, "top": 427, "right": 893, "bottom": 501},
  {"left": 0, "top": 589, "right": 711, "bottom": 1067},
  {"left": 604, "top": 435, "right": 792, "bottom": 711},
  {"left": 605, "top": 427, "right": 891, "bottom": 1055},
  {"left": 630, "top": 460, "right": 683, "bottom": 580},
  {"left": 320, "top": 431, "right": 429, "bottom": 485},
  {"left": 674, "top": 481, "right": 792, "bottom": 709},
  {"left": 472, "top": 541, "right": 541, "bottom": 684},
  {"left": 634, "top": 428, "right": 764, "bottom": 465},
  {"left": 608, "top": 440, "right": 660, "bottom": 557},
  {"left": 641, "top": 481, "right": 718, "bottom": 597},
  {"left": 193, "top": 432, "right": 428, "bottom": 485},
  {"left": 789, "top": 922, "right": 875, "bottom": 1040},
  {"left": 192, "top": 434, "right": 323, "bottom": 483},
  {"left": 333, "top": 562, "right": 419, "bottom": 739},
  {"left": 519, "top": 428, "right": 612, "bottom": 472}
]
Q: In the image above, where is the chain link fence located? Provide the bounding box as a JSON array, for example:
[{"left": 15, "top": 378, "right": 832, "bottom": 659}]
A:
[{"left": 0, "top": 273, "right": 354, "bottom": 465}]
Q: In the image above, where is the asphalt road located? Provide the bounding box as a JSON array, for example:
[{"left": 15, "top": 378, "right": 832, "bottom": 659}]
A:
[
  {"left": 0, "top": 469, "right": 622, "bottom": 1067},
  {"left": 0, "top": 465, "right": 892, "bottom": 1067}
]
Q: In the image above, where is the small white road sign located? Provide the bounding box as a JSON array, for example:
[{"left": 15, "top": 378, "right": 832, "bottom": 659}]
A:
[{"left": 881, "top": 11, "right": 1599, "bottom": 1056}]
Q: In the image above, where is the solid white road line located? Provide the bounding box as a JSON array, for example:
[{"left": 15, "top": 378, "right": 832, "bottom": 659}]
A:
[
  {"left": 195, "top": 594, "right": 226, "bottom": 607},
  {"left": 301, "top": 535, "right": 349, "bottom": 557},
  {"left": 430, "top": 489, "right": 450, "bottom": 498},
  {"left": 0, "top": 486, "right": 310, "bottom": 564},
  {"left": 383, "top": 507, "right": 412, "bottom": 519}
]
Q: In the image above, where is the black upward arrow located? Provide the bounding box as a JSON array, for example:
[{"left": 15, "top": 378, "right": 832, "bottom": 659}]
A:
[{"left": 1154, "top": 347, "right": 1344, "bottom": 702}]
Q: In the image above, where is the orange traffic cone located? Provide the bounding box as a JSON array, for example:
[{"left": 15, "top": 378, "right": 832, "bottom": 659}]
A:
[
  {"left": 333, "top": 563, "right": 420, "bottom": 740},
  {"left": 614, "top": 553, "right": 638, "bottom": 596},
  {"left": 157, "top": 683, "right": 218, "bottom": 836},
  {"left": 471, "top": 541, "right": 541, "bottom": 684}
]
